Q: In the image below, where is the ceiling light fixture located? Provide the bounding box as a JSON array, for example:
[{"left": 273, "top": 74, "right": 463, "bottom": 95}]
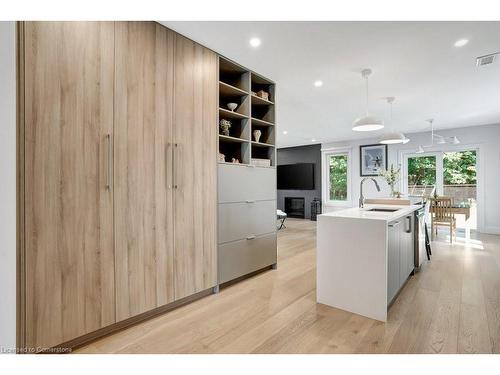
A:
[
  {"left": 454, "top": 38, "right": 469, "bottom": 47},
  {"left": 249, "top": 37, "right": 261, "bottom": 48},
  {"left": 415, "top": 119, "right": 460, "bottom": 152},
  {"left": 416, "top": 145, "right": 425, "bottom": 154},
  {"left": 282, "top": 130, "right": 288, "bottom": 135},
  {"left": 352, "top": 69, "right": 384, "bottom": 132},
  {"left": 311, "top": 139, "right": 316, "bottom": 142},
  {"left": 378, "top": 97, "right": 408, "bottom": 145},
  {"left": 314, "top": 80, "right": 323, "bottom": 87}
]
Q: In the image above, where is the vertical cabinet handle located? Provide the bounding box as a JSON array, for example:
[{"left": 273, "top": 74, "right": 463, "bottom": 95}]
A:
[
  {"left": 106, "top": 134, "right": 112, "bottom": 190},
  {"left": 173, "top": 143, "right": 178, "bottom": 189},
  {"left": 166, "top": 143, "right": 171, "bottom": 189},
  {"left": 405, "top": 216, "right": 412, "bottom": 233}
]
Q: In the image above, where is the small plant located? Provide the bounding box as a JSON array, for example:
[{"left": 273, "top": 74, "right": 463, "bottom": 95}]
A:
[
  {"left": 379, "top": 164, "right": 400, "bottom": 197},
  {"left": 219, "top": 119, "right": 231, "bottom": 136}
]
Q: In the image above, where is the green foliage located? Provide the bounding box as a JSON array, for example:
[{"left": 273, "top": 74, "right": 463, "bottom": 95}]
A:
[
  {"left": 407, "top": 151, "right": 476, "bottom": 187},
  {"left": 443, "top": 151, "right": 476, "bottom": 185},
  {"left": 329, "top": 155, "right": 348, "bottom": 200},
  {"left": 408, "top": 156, "right": 436, "bottom": 186}
]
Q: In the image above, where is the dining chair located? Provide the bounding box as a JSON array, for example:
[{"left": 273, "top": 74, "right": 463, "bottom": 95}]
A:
[{"left": 430, "top": 197, "right": 456, "bottom": 243}]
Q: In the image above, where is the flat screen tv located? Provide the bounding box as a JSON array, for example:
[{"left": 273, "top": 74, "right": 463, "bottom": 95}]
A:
[{"left": 277, "top": 163, "right": 315, "bottom": 190}]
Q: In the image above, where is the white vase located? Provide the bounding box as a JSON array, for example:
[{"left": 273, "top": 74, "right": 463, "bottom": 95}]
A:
[{"left": 253, "top": 129, "right": 262, "bottom": 143}]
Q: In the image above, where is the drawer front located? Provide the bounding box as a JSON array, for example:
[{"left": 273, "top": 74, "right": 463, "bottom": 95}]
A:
[
  {"left": 218, "top": 200, "right": 276, "bottom": 244},
  {"left": 219, "top": 233, "right": 277, "bottom": 284},
  {"left": 218, "top": 164, "right": 276, "bottom": 203}
]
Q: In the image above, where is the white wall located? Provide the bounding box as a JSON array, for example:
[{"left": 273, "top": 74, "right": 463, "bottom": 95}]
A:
[
  {"left": 0, "top": 21, "right": 17, "bottom": 350},
  {"left": 321, "top": 123, "right": 500, "bottom": 234}
]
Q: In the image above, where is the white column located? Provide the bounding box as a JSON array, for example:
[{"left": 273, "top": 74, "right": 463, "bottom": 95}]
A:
[{"left": 0, "top": 21, "right": 17, "bottom": 352}]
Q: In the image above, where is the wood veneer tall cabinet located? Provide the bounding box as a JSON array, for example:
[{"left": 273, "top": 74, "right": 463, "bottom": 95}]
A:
[
  {"left": 113, "top": 22, "right": 176, "bottom": 321},
  {"left": 18, "top": 21, "right": 217, "bottom": 350},
  {"left": 173, "top": 35, "right": 218, "bottom": 300},
  {"left": 22, "top": 21, "right": 116, "bottom": 350}
]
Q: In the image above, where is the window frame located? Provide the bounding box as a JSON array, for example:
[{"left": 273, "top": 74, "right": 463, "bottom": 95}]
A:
[{"left": 322, "top": 147, "right": 352, "bottom": 207}]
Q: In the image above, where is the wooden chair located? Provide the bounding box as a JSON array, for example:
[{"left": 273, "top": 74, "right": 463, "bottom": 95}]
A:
[{"left": 430, "top": 197, "right": 456, "bottom": 243}]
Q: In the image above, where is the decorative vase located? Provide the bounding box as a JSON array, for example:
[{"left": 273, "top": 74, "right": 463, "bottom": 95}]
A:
[
  {"left": 227, "top": 102, "right": 237, "bottom": 112},
  {"left": 390, "top": 182, "right": 396, "bottom": 197},
  {"left": 253, "top": 129, "right": 262, "bottom": 143}
]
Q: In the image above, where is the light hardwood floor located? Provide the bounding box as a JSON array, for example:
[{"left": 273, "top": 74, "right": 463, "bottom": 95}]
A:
[{"left": 75, "top": 219, "right": 500, "bottom": 353}]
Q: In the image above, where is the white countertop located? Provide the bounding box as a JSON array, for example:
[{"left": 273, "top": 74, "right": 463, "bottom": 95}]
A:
[{"left": 319, "top": 204, "right": 421, "bottom": 222}]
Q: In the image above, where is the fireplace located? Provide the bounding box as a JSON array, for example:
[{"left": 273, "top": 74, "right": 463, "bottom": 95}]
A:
[{"left": 285, "top": 197, "right": 305, "bottom": 219}]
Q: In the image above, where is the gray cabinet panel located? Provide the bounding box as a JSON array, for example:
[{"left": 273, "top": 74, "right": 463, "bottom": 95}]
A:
[
  {"left": 219, "top": 233, "right": 277, "bottom": 284},
  {"left": 387, "top": 220, "right": 400, "bottom": 304},
  {"left": 400, "top": 215, "right": 414, "bottom": 281},
  {"left": 218, "top": 200, "right": 276, "bottom": 244},
  {"left": 218, "top": 164, "right": 276, "bottom": 203}
]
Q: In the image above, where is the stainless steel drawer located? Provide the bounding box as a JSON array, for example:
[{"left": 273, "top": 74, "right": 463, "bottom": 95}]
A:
[
  {"left": 218, "top": 164, "right": 276, "bottom": 203},
  {"left": 219, "top": 233, "right": 277, "bottom": 284},
  {"left": 218, "top": 200, "right": 276, "bottom": 244}
]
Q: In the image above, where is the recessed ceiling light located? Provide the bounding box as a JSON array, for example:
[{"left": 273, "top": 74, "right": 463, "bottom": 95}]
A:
[
  {"left": 249, "top": 37, "right": 261, "bottom": 48},
  {"left": 454, "top": 39, "right": 469, "bottom": 47},
  {"left": 311, "top": 138, "right": 316, "bottom": 142},
  {"left": 283, "top": 130, "right": 288, "bottom": 135},
  {"left": 314, "top": 80, "right": 323, "bottom": 87}
]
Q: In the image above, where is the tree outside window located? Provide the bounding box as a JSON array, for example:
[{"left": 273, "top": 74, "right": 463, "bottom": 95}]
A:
[{"left": 329, "top": 154, "right": 348, "bottom": 201}]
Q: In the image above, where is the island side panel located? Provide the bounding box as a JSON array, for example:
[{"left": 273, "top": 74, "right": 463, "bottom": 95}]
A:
[{"left": 317, "top": 215, "right": 388, "bottom": 321}]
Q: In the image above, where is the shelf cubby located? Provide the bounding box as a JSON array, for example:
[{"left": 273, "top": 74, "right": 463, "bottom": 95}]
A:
[
  {"left": 250, "top": 72, "right": 275, "bottom": 103},
  {"left": 250, "top": 104, "right": 274, "bottom": 124},
  {"left": 219, "top": 93, "right": 249, "bottom": 119},
  {"left": 219, "top": 138, "right": 249, "bottom": 165},
  {"left": 218, "top": 118, "right": 249, "bottom": 141},
  {"left": 251, "top": 143, "right": 275, "bottom": 167},
  {"left": 250, "top": 124, "right": 274, "bottom": 146},
  {"left": 219, "top": 58, "right": 250, "bottom": 93}
]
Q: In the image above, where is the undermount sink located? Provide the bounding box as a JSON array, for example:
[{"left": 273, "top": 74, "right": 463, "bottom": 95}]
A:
[{"left": 366, "top": 208, "right": 400, "bottom": 212}]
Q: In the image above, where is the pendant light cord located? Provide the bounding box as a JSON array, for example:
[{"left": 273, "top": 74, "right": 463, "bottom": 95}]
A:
[{"left": 365, "top": 75, "right": 369, "bottom": 116}]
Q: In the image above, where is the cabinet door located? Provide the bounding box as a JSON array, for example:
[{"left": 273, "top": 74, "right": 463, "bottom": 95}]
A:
[
  {"left": 173, "top": 34, "right": 218, "bottom": 299},
  {"left": 387, "top": 221, "right": 400, "bottom": 304},
  {"left": 24, "top": 22, "right": 115, "bottom": 348},
  {"left": 114, "top": 22, "right": 175, "bottom": 321},
  {"left": 399, "top": 215, "right": 414, "bottom": 284}
]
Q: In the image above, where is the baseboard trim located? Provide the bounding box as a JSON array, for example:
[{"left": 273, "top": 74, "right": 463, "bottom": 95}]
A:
[
  {"left": 481, "top": 226, "right": 500, "bottom": 235},
  {"left": 220, "top": 265, "right": 274, "bottom": 290},
  {"left": 41, "top": 288, "right": 214, "bottom": 353}
]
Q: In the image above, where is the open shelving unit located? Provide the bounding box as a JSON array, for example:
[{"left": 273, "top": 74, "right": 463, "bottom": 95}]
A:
[{"left": 217, "top": 57, "right": 276, "bottom": 167}]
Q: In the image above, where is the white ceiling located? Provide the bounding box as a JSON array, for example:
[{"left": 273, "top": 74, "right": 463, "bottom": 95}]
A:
[{"left": 161, "top": 21, "right": 500, "bottom": 148}]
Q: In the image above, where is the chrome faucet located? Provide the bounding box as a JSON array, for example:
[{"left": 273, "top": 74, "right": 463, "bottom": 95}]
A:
[{"left": 359, "top": 177, "right": 381, "bottom": 208}]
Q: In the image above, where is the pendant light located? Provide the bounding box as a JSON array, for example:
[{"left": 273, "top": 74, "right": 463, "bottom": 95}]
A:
[
  {"left": 378, "top": 97, "right": 408, "bottom": 144},
  {"left": 416, "top": 119, "right": 460, "bottom": 152},
  {"left": 352, "top": 69, "right": 384, "bottom": 132}
]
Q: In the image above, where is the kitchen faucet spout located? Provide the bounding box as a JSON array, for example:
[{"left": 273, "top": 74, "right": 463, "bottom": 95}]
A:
[{"left": 359, "top": 177, "right": 381, "bottom": 208}]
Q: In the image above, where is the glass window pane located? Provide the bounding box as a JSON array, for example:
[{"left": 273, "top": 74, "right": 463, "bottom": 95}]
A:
[
  {"left": 329, "top": 154, "right": 348, "bottom": 201},
  {"left": 407, "top": 156, "right": 436, "bottom": 196},
  {"left": 443, "top": 150, "right": 476, "bottom": 207}
]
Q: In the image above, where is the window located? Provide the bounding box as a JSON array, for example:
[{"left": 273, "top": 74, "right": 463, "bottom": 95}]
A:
[
  {"left": 323, "top": 148, "right": 351, "bottom": 205},
  {"left": 407, "top": 155, "right": 437, "bottom": 196},
  {"left": 329, "top": 154, "right": 348, "bottom": 200}
]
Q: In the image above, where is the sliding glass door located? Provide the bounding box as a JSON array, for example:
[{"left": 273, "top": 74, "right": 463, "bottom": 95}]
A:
[{"left": 403, "top": 149, "right": 478, "bottom": 232}]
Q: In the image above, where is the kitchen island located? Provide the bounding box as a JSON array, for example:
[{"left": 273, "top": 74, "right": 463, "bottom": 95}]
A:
[{"left": 316, "top": 204, "right": 420, "bottom": 321}]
